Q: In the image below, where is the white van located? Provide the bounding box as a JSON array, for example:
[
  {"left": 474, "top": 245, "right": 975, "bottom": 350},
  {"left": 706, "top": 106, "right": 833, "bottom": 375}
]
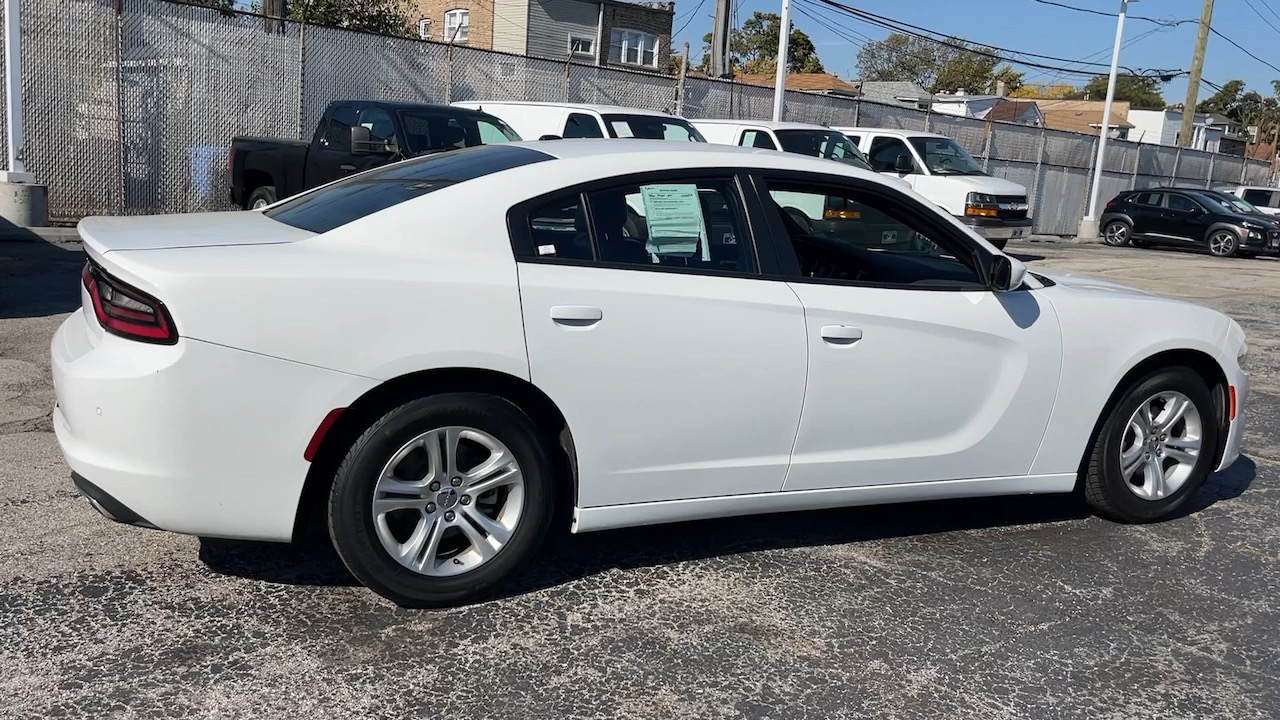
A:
[
  {"left": 1218, "top": 185, "right": 1280, "bottom": 216},
  {"left": 691, "top": 119, "right": 874, "bottom": 171},
  {"left": 450, "top": 101, "right": 706, "bottom": 143},
  {"left": 833, "top": 127, "right": 1033, "bottom": 249}
]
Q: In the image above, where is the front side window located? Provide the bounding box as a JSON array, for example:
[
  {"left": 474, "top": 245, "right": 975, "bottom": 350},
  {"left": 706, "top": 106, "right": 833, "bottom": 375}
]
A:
[
  {"left": 266, "top": 145, "right": 551, "bottom": 234},
  {"left": 322, "top": 104, "right": 358, "bottom": 151},
  {"left": 602, "top": 114, "right": 705, "bottom": 142},
  {"left": 740, "top": 129, "right": 777, "bottom": 149},
  {"left": 397, "top": 109, "right": 520, "bottom": 154},
  {"left": 775, "top": 130, "right": 872, "bottom": 170},
  {"left": 563, "top": 113, "right": 605, "bottom": 138},
  {"left": 609, "top": 29, "right": 658, "bottom": 67},
  {"left": 867, "top": 136, "right": 915, "bottom": 173},
  {"left": 444, "top": 9, "right": 469, "bottom": 42},
  {"left": 569, "top": 34, "right": 594, "bottom": 57},
  {"left": 908, "top": 137, "right": 985, "bottom": 176},
  {"left": 357, "top": 107, "right": 397, "bottom": 146},
  {"left": 765, "top": 180, "right": 983, "bottom": 288},
  {"left": 1243, "top": 189, "right": 1278, "bottom": 207},
  {"left": 1166, "top": 194, "right": 1202, "bottom": 213}
]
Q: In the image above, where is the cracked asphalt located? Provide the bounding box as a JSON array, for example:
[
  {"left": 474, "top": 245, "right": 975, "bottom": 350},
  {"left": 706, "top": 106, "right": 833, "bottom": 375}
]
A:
[{"left": 1, "top": 238, "right": 1278, "bottom": 719}]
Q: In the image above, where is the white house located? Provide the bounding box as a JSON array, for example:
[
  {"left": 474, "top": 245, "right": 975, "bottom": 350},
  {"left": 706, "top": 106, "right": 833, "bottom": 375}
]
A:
[
  {"left": 930, "top": 92, "right": 1043, "bottom": 127},
  {"left": 1127, "top": 109, "right": 1223, "bottom": 153}
]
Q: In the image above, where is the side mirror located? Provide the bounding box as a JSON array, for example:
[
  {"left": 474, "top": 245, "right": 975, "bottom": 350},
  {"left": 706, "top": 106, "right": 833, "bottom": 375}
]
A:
[
  {"left": 538, "top": 134, "right": 563, "bottom": 141},
  {"left": 893, "top": 153, "right": 914, "bottom": 173},
  {"left": 990, "top": 254, "right": 1028, "bottom": 292},
  {"left": 350, "top": 125, "right": 371, "bottom": 155}
]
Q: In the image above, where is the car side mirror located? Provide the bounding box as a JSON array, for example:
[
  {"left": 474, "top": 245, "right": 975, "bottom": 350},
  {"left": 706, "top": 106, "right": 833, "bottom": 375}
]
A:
[
  {"left": 990, "top": 254, "right": 1028, "bottom": 292},
  {"left": 350, "top": 125, "right": 371, "bottom": 155},
  {"left": 538, "top": 134, "right": 563, "bottom": 141},
  {"left": 893, "top": 153, "right": 914, "bottom": 173}
]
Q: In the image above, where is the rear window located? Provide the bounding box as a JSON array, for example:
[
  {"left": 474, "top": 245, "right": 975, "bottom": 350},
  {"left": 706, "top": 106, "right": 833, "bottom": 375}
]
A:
[
  {"left": 265, "top": 145, "right": 552, "bottom": 234},
  {"left": 601, "top": 114, "right": 706, "bottom": 142}
]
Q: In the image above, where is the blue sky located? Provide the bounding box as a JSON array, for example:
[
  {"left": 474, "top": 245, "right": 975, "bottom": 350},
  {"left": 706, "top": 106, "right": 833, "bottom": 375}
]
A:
[{"left": 672, "top": 0, "right": 1280, "bottom": 103}]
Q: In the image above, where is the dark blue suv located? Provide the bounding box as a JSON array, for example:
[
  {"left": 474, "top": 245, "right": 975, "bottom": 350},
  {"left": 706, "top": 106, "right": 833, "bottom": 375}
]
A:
[{"left": 1100, "top": 188, "right": 1280, "bottom": 258}]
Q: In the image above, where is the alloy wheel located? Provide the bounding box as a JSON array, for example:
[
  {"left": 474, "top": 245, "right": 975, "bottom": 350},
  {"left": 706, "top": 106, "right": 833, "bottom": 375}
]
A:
[
  {"left": 372, "top": 426, "right": 525, "bottom": 577},
  {"left": 252, "top": 198, "right": 270, "bottom": 210},
  {"left": 1118, "top": 391, "right": 1202, "bottom": 501},
  {"left": 1103, "top": 222, "right": 1129, "bottom": 246},
  {"left": 1209, "top": 231, "right": 1237, "bottom": 257}
]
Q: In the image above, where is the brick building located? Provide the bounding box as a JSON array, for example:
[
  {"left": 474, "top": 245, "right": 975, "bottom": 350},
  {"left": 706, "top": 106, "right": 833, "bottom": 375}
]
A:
[{"left": 410, "top": 0, "right": 674, "bottom": 72}]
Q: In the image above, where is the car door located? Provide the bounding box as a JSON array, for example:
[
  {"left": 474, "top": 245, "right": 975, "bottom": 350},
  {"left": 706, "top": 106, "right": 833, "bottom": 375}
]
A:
[
  {"left": 751, "top": 172, "right": 1063, "bottom": 491},
  {"left": 1126, "top": 190, "right": 1164, "bottom": 236},
  {"left": 1160, "top": 192, "right": 1208, "bottom": 244},
  {"left": 865, "top": 135, "right": 919, "bottom": 190},
  {"left": 511, "top": 171, "right": 809, "bottom": 508}
]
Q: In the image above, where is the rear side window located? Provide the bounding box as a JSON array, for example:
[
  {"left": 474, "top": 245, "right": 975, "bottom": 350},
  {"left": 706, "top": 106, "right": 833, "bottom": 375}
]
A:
[
  {"left": 740, "top": 129, "right": 777, "bottom": 149},
  {"left": 266, "top": 145, "right": 552, "bottom": 234},
  {"left": 1243, "top": 189, "right": 1277, "bottom": 207},
  {"left": 1133, "top": 191, "right": 1162, "bottom": 206},
  {"left": 563, "top": 113, "right": 605, "bottom": 138}
]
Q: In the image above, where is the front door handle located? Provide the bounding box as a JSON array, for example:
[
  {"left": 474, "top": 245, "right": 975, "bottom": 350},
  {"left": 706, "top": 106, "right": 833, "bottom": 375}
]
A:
[
  {"left": 821, "top": 324, "right": 863, "bottom": 345},
  {"left": 340, "top": 164, "right": 356, "bottom": 172},
  {"left": 550, "top": 305, "right": 603, "bottom": 327}
]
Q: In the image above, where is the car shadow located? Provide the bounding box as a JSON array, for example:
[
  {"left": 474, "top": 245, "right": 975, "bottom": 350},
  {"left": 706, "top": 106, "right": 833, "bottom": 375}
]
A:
[
  {"left": 0, "top": 239, "right": 84, "bottom": 319},
  {"left": 197, "top": 457, "right": 1257, "bottom": 597}
]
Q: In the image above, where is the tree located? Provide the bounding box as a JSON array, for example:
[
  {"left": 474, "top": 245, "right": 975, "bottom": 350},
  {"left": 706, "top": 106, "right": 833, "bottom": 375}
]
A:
[
  {"left": 855, "top": 32, "right": 1003, "bottom": 94},
  {"left": 1011, "top": 82, "right": 1075, "bottom": 99},
  {"left": 1196, "top": 79, "right": 1246, "bottom": 118},
  {"left": 992, "top": 65, "right": 1024, "bottom": 94},
  {"left": 273, "top": 0, "right": 415, "bottom": 36},
  {"left": 700, "top": 11, "right": 824, "bottom": 75},
  {"left": 1069, "top": 74, "right": 1166, "bottom": 109}
]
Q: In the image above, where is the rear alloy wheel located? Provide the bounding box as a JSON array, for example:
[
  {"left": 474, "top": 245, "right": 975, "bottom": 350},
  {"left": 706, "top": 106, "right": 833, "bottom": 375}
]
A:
[
  {"left": 1083, "top": 368, "right": 1218, "bottom": 523},
  {"left": 1102, "top": 220, "right": 1131, "bottom": 247},
  {"left": 328, "top": 394, "right": 556, "bottom": 607},
  {"left": 1208, "top": 229, "right": 1239, "bottom": 257},
  {"left": 248, "top": 185, "right": 277, "bottom": 210}
]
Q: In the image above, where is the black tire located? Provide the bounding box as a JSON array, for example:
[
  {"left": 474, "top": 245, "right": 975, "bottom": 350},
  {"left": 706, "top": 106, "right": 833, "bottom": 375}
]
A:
[
  {"left": 1102, "top": 219, "right": 1132, "bottom": 247},
  {"left": 328, "top": 393, "right": 556, "bottom": 607},
  {"left": 1207, "top": 228, "right": 1240, "bottom": 258},
  {"left": 247, "top": 185, "right": 277, "bottom": 210},
  {"left": 1083, "top": 367, "right": 1219, "bottom": 523}
]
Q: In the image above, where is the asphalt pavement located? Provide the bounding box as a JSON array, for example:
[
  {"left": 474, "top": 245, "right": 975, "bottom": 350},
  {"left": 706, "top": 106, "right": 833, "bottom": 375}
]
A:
[{"left": 1, "top": 238, "right": 1277, "bottom": 719}]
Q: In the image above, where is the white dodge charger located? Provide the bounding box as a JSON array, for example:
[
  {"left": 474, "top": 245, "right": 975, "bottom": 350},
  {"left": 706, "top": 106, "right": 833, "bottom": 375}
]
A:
[{"left": 53, "top": 141, "right": 1249, "bottom": 607}]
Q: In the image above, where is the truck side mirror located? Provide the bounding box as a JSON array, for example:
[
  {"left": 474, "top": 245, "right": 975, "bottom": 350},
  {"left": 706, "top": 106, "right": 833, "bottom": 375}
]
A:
[
  {"left": 893, "top": 153, "right": 914, "bottom": 173},
  {"left": 350, "top": 125, "right": 372, "bottom": 155},
  {"left": 538, "top": 134, "right": 562, "bottom": 141}
]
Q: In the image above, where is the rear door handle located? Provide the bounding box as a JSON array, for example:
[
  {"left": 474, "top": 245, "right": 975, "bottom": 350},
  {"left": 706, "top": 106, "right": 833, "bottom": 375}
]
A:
[
  {"left": 550, "top": 305, "right": 603, "bottom": 327},
  {"left": 821, "top": 324, "right": 863, "bottom": 345},
  {"left": 340, "top": 164, "right": 356, "bottom": 172}
]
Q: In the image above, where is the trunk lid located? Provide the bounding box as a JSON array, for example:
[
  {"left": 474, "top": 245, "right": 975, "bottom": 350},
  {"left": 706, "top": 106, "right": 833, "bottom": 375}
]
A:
[{"left": 78, "top": 210, "right": 313, "bottom": 255}]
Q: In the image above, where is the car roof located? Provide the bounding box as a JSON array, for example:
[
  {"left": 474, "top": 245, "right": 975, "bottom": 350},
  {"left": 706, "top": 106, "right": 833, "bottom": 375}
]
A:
[
  {"left": 334, "top": 100, "right": 493, "bottom": 117},
  {"left": 690, "top": 119, "right": 835, "bottom": 131},
  {"left": 831, "top": 127, "right": 950, "bottom": 139},
  {"left": 454, "top": 101, "right": 683, "bottom": 119}
]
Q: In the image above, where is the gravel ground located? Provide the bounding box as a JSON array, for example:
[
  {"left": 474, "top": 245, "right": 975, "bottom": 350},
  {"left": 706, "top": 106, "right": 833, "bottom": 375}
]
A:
[{"left": 1, "top": 238, "right": 1277, "bottom": 719}]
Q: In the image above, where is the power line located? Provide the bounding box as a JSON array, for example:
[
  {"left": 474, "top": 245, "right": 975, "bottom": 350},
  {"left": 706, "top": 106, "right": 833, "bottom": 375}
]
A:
[
  {"left": 1207, "top": 26, "right": 1280, "bottom": 75},
  {"left": 1259, "top": 0, "right": 1280, "bottom": 24},
  {"left": 1032, "top": 0, "right": 1193, "bottom": 27},
  {"left": 1241, "top": 0, "right": 1280, "bottom": 36},
  {"left": 672, "top": 0, "right": 706, "bottom": 38}
]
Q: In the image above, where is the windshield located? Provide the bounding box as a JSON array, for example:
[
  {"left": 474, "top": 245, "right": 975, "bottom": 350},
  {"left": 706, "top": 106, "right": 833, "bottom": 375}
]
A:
[
  {"left": 908, "top": 136, "right": 985, "bottom": 175},
  {"left": 601, "top": 114, "right": 706, "bottom": 142},
  {"left": 397, "top": 110, "right": 521, "bottom": 155},
  {"left": 1220, "top": 194, "right": 1260, "bottom": 214},
  {"left": 775, "top": 130, "right": 873, "bottom": 170}
]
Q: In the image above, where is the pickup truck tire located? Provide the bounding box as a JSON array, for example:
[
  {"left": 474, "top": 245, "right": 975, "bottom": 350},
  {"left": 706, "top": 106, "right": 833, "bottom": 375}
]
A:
[{"left": 248, "top": 186, "right": 278, "bottom": 210}]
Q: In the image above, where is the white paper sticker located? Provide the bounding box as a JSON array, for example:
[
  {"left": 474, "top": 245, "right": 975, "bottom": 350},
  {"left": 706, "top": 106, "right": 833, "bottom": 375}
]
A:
[{"left": 537, "top": 244, "right": 556, "bottom": 256}]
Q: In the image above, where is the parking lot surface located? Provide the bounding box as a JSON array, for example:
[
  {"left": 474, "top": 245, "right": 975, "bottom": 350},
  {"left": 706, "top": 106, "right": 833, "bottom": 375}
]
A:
[{"left": 2, "top": 239, "right": 1278, "bottom": 719}]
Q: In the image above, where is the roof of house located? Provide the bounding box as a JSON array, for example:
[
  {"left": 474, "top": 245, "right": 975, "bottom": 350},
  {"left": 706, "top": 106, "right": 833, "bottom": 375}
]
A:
[
  {"left": 1033, "top": 99, "right": 1133, "bottom": 133},
  {"left": 986, "top": 98, "right": 1043, "bottom": 124},
  {"left": 734, "top": 72, "right": 860, "bottom": 94},
  {"left": 853, "top": 81, "right": 932, "bottom": 105}
]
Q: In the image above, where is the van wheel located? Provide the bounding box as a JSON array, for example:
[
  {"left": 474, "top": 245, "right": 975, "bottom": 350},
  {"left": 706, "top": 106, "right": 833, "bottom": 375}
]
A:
[
  {"left": 248, "top": 186, "right": 277, "bottom": 210},
  {"left": 328, "top": 393, "right": 556, "bottom": 608},
  {"left": 1083, "top": 368, "right": 1218, "bottom": 523}
]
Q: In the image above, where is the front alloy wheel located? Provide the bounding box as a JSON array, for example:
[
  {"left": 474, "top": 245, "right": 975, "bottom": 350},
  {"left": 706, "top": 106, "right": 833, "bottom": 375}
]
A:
[
  {"left": 329, "top": 394, "right": 556, "bottom": 607},
  {"left": 1116, "top": 391, "right": 1202, "bottom": 501},
  {"left": 1208, "top": 230, "right": 1238, "bottom": 257}
]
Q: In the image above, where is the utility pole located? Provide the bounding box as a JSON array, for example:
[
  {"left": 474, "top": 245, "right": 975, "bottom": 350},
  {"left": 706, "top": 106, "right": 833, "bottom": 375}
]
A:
[
  {"left": 771, "top": 0, "right": 792, "bottom": 121},
  {"left": 1178, "top": 0, "right": 1214, "bottom": 148},
  {"left": 1078, "top": 0, "right": 1129, "bottom": 240},
  {"left": 709, "top": 0, "right": 732, "bottom": 78}
]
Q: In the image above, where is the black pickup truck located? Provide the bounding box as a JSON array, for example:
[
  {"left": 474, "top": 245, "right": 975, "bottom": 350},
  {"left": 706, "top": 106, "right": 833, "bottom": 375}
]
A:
[{"left": 229, "top": 100, "right": 522, "bottom": 209}]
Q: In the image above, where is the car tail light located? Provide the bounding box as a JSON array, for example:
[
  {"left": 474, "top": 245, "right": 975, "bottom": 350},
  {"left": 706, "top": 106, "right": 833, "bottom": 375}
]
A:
[{"left": 81, "top": 262, "right": 178, "bottom": 345}]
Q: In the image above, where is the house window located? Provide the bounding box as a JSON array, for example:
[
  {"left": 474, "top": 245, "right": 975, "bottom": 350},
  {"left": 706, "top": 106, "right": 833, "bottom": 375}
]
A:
[
  {"left": 569, "top": 34, "right": 595, "bottom": 57},
  {"left": 609, "top": 29, "right": 658, "bottom": 68},
  {"left": 444, "top": 9, "right": 469, "bottom": 43}
]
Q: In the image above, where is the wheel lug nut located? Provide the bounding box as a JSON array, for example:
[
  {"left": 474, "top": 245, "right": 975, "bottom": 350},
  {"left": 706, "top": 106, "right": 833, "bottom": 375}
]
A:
[
  {"left": 444, "top": 511, "right": 456, "bottom": 522},
  {"left": 429, "top": 481, "right": 440, "bottom": 491},
  {"left": 460, "top": 495, "right": 472, "bottom": 506},
  {"left": 451, "top": 477, "right": 462, "bottom": 487},
  {"left": 426, "top": 502, "right": 436, "bottom": 513}
]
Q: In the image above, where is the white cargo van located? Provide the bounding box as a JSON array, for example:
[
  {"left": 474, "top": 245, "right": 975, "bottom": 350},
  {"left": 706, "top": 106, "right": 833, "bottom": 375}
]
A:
[
  {"left": 691, "top": 119, "right": 874, "bottom": 170},
  {"left": 1218, "top": 185, "right": 1280, "bottom": 216},
  {"left": 833, "top": 127, "right": 1033, "bottom": 249},
  {"left": 450, "top": 101, "right": 706, "bottom": 143}
]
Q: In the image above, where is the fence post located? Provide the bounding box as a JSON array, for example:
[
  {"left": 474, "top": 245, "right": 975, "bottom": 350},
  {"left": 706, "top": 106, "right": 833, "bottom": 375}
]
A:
[
  {"left": 1028, "top": 126, "right": 1045, "bottom": 232},
  {"left": 1130, "top": 143, "right": 1140, "bottom": 189},
  {"left": 445, "top": 44, "right": 453, "bottom": 104},
  {"left": 674, "top": 42, "right": 688, "bottom": 116},
  {"left": 1205, "top": 153, "right": 1215, "bottom": 189},
  {"left": 1172, "top": 146, "right": 1182, "bottom": 183},
  {"left": 980, "top": 118, "right": 992, "bottom": 172},
  {"left": 562, "top": 58, "right": 570, "bottom": 103},
  {"left": 114, "top": 0, "right": 126, "bottom": 214},
  {"left": 853, "top": 97, "right": 860, "bottom": 127},
  {"left": 295, "top": 19, "right": 306, "bottom": 140}
]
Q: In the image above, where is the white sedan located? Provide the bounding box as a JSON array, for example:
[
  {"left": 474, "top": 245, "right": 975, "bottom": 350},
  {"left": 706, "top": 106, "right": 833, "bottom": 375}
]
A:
[{"left": 53, "top": 141, "right": 1249, "bottom": 607}]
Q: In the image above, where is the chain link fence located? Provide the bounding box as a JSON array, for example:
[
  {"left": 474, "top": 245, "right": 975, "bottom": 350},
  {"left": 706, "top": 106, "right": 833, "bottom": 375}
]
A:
[{"left": 10, "top": 0, "right": 1276, "bottom": 229}]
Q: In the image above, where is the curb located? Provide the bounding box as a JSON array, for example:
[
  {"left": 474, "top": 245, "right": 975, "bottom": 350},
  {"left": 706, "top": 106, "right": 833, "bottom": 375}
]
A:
[{"left": 0, "top": 226, "right": 80, "bottom": 244}]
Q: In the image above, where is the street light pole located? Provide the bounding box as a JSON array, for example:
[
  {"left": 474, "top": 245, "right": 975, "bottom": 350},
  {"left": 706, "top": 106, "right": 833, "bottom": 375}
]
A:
[
  {"left": 771, "top": 0, "right": 792, "bottom": 121},
  {"left": 1079, "top": 0, "right": 1129, "bottom": 239}
]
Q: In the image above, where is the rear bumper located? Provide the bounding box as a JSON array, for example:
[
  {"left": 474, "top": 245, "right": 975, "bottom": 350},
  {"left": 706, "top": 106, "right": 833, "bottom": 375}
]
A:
[{"left": 51, "top": 310, "right": 376, "bottom": 542}]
